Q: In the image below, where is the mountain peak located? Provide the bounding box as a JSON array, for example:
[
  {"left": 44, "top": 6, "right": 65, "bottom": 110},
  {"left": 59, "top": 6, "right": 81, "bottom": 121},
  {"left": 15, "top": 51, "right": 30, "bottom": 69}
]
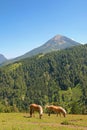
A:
[
  {"left": 49, "top": 34, "right": 67, "bottom": 45},
  {"left": 50, "top": 34, "right": 75, "bottom": 44},
  {"left": 53, "top": 34, "right": 63, "bottom": 40},
  {"left": 21, "top": 34, "right": 81, "bottom": 59},
  {"left": 2, "top": 34, "right": 81, "bottom": 65}
]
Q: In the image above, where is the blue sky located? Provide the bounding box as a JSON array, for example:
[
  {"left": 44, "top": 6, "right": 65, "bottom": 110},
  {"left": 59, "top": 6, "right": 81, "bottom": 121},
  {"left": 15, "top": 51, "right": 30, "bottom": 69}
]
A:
[{"left": 0, "top": 0, "right": 87, "bottom": 59}]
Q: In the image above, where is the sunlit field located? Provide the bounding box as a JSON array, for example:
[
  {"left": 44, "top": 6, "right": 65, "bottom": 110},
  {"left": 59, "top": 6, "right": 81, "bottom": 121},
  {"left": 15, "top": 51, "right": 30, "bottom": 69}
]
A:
[{"left": 0, "top": 113, "right": 87, "bottom": 130}]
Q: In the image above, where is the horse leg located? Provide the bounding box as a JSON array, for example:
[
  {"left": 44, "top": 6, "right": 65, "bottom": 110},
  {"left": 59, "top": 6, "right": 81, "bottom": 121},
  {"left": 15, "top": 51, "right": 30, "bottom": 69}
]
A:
[
  {"left": 57, "top": 112, "right": 61, "bottom": 117},
  {"left": 30, "top": 109, "right": 32, "bottom": 117},
  {"left": 63, "top": 112, "right": 66, "bottom": 117},
  {"left": 39, "top": 112, "right": 43, "bottom": 119},
  {"left": 48, "top": 112, "right": 50, "bottom": 116},
  {"left": 33, "top": 111, "right": 35, "bottom": 117},
  {"left": 59, "top": 112, "right": 61, "bottom": 117},
  {"left": 57, "top": 112, "right": 58, "bottom": 117},
  {"left": 39, "top": 114, "right": 42, "bottom": 119}
]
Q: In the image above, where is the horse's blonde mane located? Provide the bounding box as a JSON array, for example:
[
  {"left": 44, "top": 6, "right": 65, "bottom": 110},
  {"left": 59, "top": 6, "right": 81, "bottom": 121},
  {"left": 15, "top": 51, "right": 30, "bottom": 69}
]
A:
[
  {"left": 58, "top": 106, "right": 66, "bottom": 114},
  {"left": 38, "top": 105, "right": 43, "bottom": 115}
]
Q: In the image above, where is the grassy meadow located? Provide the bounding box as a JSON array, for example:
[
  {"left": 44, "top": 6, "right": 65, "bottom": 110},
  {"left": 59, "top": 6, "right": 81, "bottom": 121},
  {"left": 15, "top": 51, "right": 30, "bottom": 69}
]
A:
[{"left": 0, "top": 113, "right": 87, "bottom": 130}]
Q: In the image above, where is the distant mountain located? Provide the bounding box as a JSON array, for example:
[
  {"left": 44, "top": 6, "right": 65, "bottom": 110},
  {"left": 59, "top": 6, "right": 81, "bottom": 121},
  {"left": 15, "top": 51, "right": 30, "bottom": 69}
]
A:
[
  {"left": 1, "top": 34, "right": 81, "bottom": 66},
  {"left": 17, "top": 34, "right": 81, "bottom": 59},
  {"left": 0, "top": 54, "right": 7, "bottom": 64}
]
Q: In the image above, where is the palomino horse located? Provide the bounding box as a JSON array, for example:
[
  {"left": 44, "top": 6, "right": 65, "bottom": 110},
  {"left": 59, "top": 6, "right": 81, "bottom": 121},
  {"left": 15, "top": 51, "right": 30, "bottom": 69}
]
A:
[
  {"left": 29, "top": 103, "right": 43, "bottom": 119},
  {"left": 46, "top": 105, "right": 66, "bottom": 117}
]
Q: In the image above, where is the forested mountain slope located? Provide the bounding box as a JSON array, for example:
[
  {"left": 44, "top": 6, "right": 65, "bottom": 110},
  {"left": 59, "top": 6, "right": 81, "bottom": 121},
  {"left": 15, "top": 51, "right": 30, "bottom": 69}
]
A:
[{"left": 0, "top": 44, "right": 87, "bottom": 114}]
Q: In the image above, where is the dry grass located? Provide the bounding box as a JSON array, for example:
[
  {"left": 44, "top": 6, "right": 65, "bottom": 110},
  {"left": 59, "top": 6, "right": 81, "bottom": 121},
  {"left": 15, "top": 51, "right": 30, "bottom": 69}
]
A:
[{"left": 0, "top": 113, "right": 87, "bottom": 130}]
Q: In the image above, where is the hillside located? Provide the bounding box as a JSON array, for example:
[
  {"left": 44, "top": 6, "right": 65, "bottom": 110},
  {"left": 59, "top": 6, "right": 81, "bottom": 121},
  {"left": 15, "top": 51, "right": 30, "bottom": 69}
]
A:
[
  {"left": 0, "top": 44, "right": 87, "bottom": 114},
  {"left": 1, "top": 34, "right": 81, "bottom": 66},
  {"left": 16, "top": 34, "right": 80, "bottom": 59},
  {"left": 0, "top": 54, "right": 7, "bottom": 64}
]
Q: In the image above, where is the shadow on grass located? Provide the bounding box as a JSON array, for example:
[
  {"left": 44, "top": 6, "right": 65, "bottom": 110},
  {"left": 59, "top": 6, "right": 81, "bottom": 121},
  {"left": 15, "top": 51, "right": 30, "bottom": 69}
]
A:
[{"left": 23, "top": 115, "right": 31, "bottom": 118}]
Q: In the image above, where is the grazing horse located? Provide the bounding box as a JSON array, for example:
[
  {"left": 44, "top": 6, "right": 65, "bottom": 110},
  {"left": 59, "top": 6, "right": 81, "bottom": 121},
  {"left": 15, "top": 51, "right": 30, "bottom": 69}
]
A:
[
  {"left": 29, "top": 103, "right": 43, "bottom": 119},
  {"left": 46, "top": 105, "right": 66, "bottom": 117}
]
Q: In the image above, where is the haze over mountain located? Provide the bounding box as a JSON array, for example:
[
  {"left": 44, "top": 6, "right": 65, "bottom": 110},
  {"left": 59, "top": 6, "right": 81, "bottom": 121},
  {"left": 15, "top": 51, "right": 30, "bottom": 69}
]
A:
[
  {"left": 16, "top": 34, "right": 81, "bottom": 60},
  {"left": 0, "top": 54, "right": 7, "bottom": 64}
]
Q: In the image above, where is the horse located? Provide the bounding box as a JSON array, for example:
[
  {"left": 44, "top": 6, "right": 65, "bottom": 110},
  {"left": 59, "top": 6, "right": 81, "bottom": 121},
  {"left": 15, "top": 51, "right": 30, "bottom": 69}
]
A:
[
  {"left": 29, "top": 103, "right": 43, "bottom": 119},
  {"left": 46, "top": 105, "right": 66, "bottom": 117}
]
